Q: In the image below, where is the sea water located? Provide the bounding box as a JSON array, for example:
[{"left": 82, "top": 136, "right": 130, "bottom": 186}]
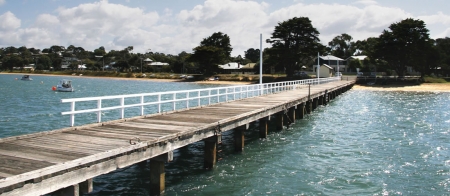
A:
[{"left": 0, "top": 74, "right": 449, "bottom": 195}]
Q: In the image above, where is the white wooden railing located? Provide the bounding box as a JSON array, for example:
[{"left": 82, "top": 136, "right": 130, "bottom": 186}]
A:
[{"left": 61, "top": 77, "right": 340, "bottom": 126}]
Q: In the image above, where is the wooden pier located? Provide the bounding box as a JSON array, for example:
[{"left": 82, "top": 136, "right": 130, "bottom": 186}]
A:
[{"left": 0, "top": 79, "right": 354, "bottom": 196}]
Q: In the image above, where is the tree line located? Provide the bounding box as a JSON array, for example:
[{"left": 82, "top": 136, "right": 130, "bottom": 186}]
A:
[{"left": 1, "top": 16, "right": 449, "bottom": 78}]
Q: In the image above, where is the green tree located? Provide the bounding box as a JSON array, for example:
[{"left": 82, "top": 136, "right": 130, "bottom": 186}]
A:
[
  {"left": 94, "top": 46, "right": 106, "bottom": 57},
  {"left": 49, "top": 45, "right": 65, "bottom": 54},
  {"left": 4, "top": 46, "right": 18, "bottom": 56},
  {"left": 188, "top": 32, "right": 232, "bottom": 74},
  {"left": 172, "top": 51, "right": 190, "bottom": 73},
  {"left": 375, "top": 18, "right": 432, "bottom": 77},
  {"left": 435, "top": 37, "right": 450, "bottom": 73},
  {"left": 3, "top": 55, "right": 23, "bottom": 70},
  {"left": 266, "top": 17, "right": 325, "bottom": 77},
  {"left": 328, "top": 33, "right": 355, "bottom": 58},
  {"left": 244, "top": 48, "right": 260, "bottom": 63},
  {"left": 36, "top": 55, "right": 52, "bottom": 70}
]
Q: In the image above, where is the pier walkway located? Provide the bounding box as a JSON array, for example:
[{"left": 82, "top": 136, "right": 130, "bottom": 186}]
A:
[{"left": 0, "top": 77, "right": 354, "bottom": 196}]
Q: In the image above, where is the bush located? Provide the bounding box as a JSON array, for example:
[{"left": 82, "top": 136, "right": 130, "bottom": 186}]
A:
[{"left": 423, "top": 76, "right": 447, "bottom": 83}]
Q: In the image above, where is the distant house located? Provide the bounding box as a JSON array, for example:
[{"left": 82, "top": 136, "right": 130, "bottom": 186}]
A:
[
  {"left": 315, "top": 55, "right": 345, "bottom": 72},
  {"left": 148, "top": 62, "right": 169, "bottom": 71},
  {"left": 78, "top": 64, "right": 87, "bottom": 70},
  {"left": 218, "top": 62, "right": 255, "bottom": 74},
  {"left": 23, "top": 66, "right": 35, "bottom": 71},
  {"left": 314, "top": 64, "right": 333, "bottom": 78},
  {"left": 346, "top": 55, "right": 368, "bottom": 61}
]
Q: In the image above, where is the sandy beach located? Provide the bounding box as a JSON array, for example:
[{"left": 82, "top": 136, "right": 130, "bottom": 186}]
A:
[{"left": 353, "top": 83, "right": 450, "bottom": 92}]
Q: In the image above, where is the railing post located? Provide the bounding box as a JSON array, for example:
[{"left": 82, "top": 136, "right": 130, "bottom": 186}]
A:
[
  {"left": 173, "top": 93, "right": 176, "bottom": 111},
  {"left": 240, "top": 86, "right": 243, "bottom": 99},
  {"left": 120, "top": 97, "right": 124, "bottom": 119},
  {"left": 208, "top": 90, "right": 211, "bottom": 105},
  {"left": 97, "top": 99, "right": 102, "bottom": 123},
  {"left": 186, "top": 92, "right": 189, "bottom": 109},
  {"left": 246, "top": 86, "right": 249, "bottom": 98},
  {"left": 70, "top": 102, "right": 75, "bottom": 127},
  {"left": 233, "top": 87, "right": 236, "bottom": 100},
  {"left": 225, "top": 88, "right": 228, "bottom": 102},
  {"left": 158, "top": 94, "right": 161, "bottom": 113},
  {"left": 140, "top": 96, "right": 144, "bottom": 116},
  {"left": 198, "top": 91, "right": 200, "bottom": 107}
]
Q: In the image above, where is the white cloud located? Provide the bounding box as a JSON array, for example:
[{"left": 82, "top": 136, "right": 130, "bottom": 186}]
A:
[
  {"left": 1, "top": 0, "right": 450, "bottom": 57},
  {"left": 0, "top": 0, "right": 5, "bottom": 6},
  {"left": 419, "top": 12, "right": 450, "bottom": 25},
  {"left": 0, "top": 11, "right": 20, "bottom": 31},
  {"left": 55, "top": 0, "right": 159, "bottom": 50},
  {"left": 176, "top": 0, "right": 270, "bottom": 55},
  {"left": 34, "top": 14, "right": 60, "bottom": 29},
  {"left": 0, "top": 11, "right": 21, "bottom": 45}
]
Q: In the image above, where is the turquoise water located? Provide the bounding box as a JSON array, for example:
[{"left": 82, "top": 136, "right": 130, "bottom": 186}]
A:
[
  {"left": 0, "top": 74, "right": 225, "bottom": 137},
  {"left": 1, "top": 74, "right": 449, "bottom": 195}
]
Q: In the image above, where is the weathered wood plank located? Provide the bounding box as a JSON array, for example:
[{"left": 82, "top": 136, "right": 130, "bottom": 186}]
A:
[
  {"left": 0, "top": 143, "right": 86, "bottom": 161},
  {"left": 134, "top": 118, "right": 209, "bottom": 127},
  {"left": 0, "top": 155, "right": 54, "bottom": 176},
  {"left": 9, "top": 140, "right": 98, "bottom": 155},
  {"left": 0, "top": 149, "right": 68, "bottom": 164},
  {"left": 21, "top": 135, "right": 118, "bottom": 150},
  {"left": 71, "top": 128, "right": 160, "bottom": 141},
  {"left": 90, "top": 126, "right": 177, "bottom": 136},
  {"left": 108, "top": 122, "right": 184, "bottom": 133}
]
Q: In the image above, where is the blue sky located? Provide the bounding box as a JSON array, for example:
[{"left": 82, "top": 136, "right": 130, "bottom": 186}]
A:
[{"left": 1, "top": 0, "right": 449, "bottom": 56}]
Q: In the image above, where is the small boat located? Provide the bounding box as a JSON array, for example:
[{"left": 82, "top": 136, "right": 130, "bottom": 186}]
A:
[
  {"left": 53, "top": 79, "right": 74, "bottom": 92},
  {"left": 21, "top": 75, "right": 33, "bottom": 81}
]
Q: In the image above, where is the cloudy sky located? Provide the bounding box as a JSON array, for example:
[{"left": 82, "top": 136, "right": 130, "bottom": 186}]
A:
[{"left": 0, "top": 0, "right": 449, "bottom": 56}]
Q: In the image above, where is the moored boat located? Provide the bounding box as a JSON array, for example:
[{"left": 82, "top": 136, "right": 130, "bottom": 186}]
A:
[
  {"left": 20, "top": 75, "right": 33, "bottom": 81},
  {"left": 52, "top": 79, "right": 74, "bottom": 92}
]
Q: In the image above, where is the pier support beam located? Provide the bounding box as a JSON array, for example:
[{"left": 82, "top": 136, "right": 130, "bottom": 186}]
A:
[
  {"left": 150, "top": 152, "right": 173, "bottom": 196},
  {"left": 56, "top": 184, "right": 79, "bottom": 196},
  {"left": 288, "top": 107, "right": 295, "bottom": 124},
  {"left": 204, "top": 136, "right": 218, "bottom": 169},
  {"left": 150, "top": 159, "right": 165, "bottom": 195},
  {"left": 80, "top": 179, "right": 93, "bottom": 194},
  {"left": 234, "top": 124, "right": 248, "bottom": 152},
  {"left": 306, "top": 101, "right": 312, "bottom": 114},
  {"left": 259, "top": 117, "right": 269, "bottom": 138},
  {"left": 312, "top": 98, "right": 318, "bottom": 110},
  {"left": 297, "top": 103, "right": 305, "bottom": 119},
  {"left": 276, "top": 112, "right": 284, "bottom": 130}
]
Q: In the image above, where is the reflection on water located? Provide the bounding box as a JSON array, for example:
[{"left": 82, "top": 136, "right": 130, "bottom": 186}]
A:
[{"left": 1, "top": 74, "right": 449, "bottom": 195}]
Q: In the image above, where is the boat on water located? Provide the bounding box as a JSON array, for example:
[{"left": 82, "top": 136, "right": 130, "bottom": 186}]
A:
[
  {"left": 20, "top": 75, "right": 33, "bottom": 81},
  {"left": 52, "top": 79, "right": 74, "bottom": 92}
]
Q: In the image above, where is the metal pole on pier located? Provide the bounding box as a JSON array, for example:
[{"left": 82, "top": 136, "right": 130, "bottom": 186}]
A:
[
  {"left": 260, "top": 33, "right": 263, "bottom": 85},
  {"left": 317, "top": 52, "right": 320, "bottom": 84}
]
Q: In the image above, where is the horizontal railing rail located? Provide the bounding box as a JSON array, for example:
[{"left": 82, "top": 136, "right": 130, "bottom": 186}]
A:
[{"left": 61, "top": 77, "right": 341, "bottom": 126}]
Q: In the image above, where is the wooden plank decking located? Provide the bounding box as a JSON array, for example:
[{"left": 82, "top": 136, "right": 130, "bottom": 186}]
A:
[{"left": 0, "top": 80, "right": 354, "bottom": 195}]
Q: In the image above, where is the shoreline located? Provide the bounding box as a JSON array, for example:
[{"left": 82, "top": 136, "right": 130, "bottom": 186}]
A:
[
  {"left": 3, "top": 72, "right": 449, "bottom": 91},
  {"left": 0, "top": 72, "right": 254, "bottom": 85},
  {"left": 353, "top": 83, "right": 450, "bottom": 92}
]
